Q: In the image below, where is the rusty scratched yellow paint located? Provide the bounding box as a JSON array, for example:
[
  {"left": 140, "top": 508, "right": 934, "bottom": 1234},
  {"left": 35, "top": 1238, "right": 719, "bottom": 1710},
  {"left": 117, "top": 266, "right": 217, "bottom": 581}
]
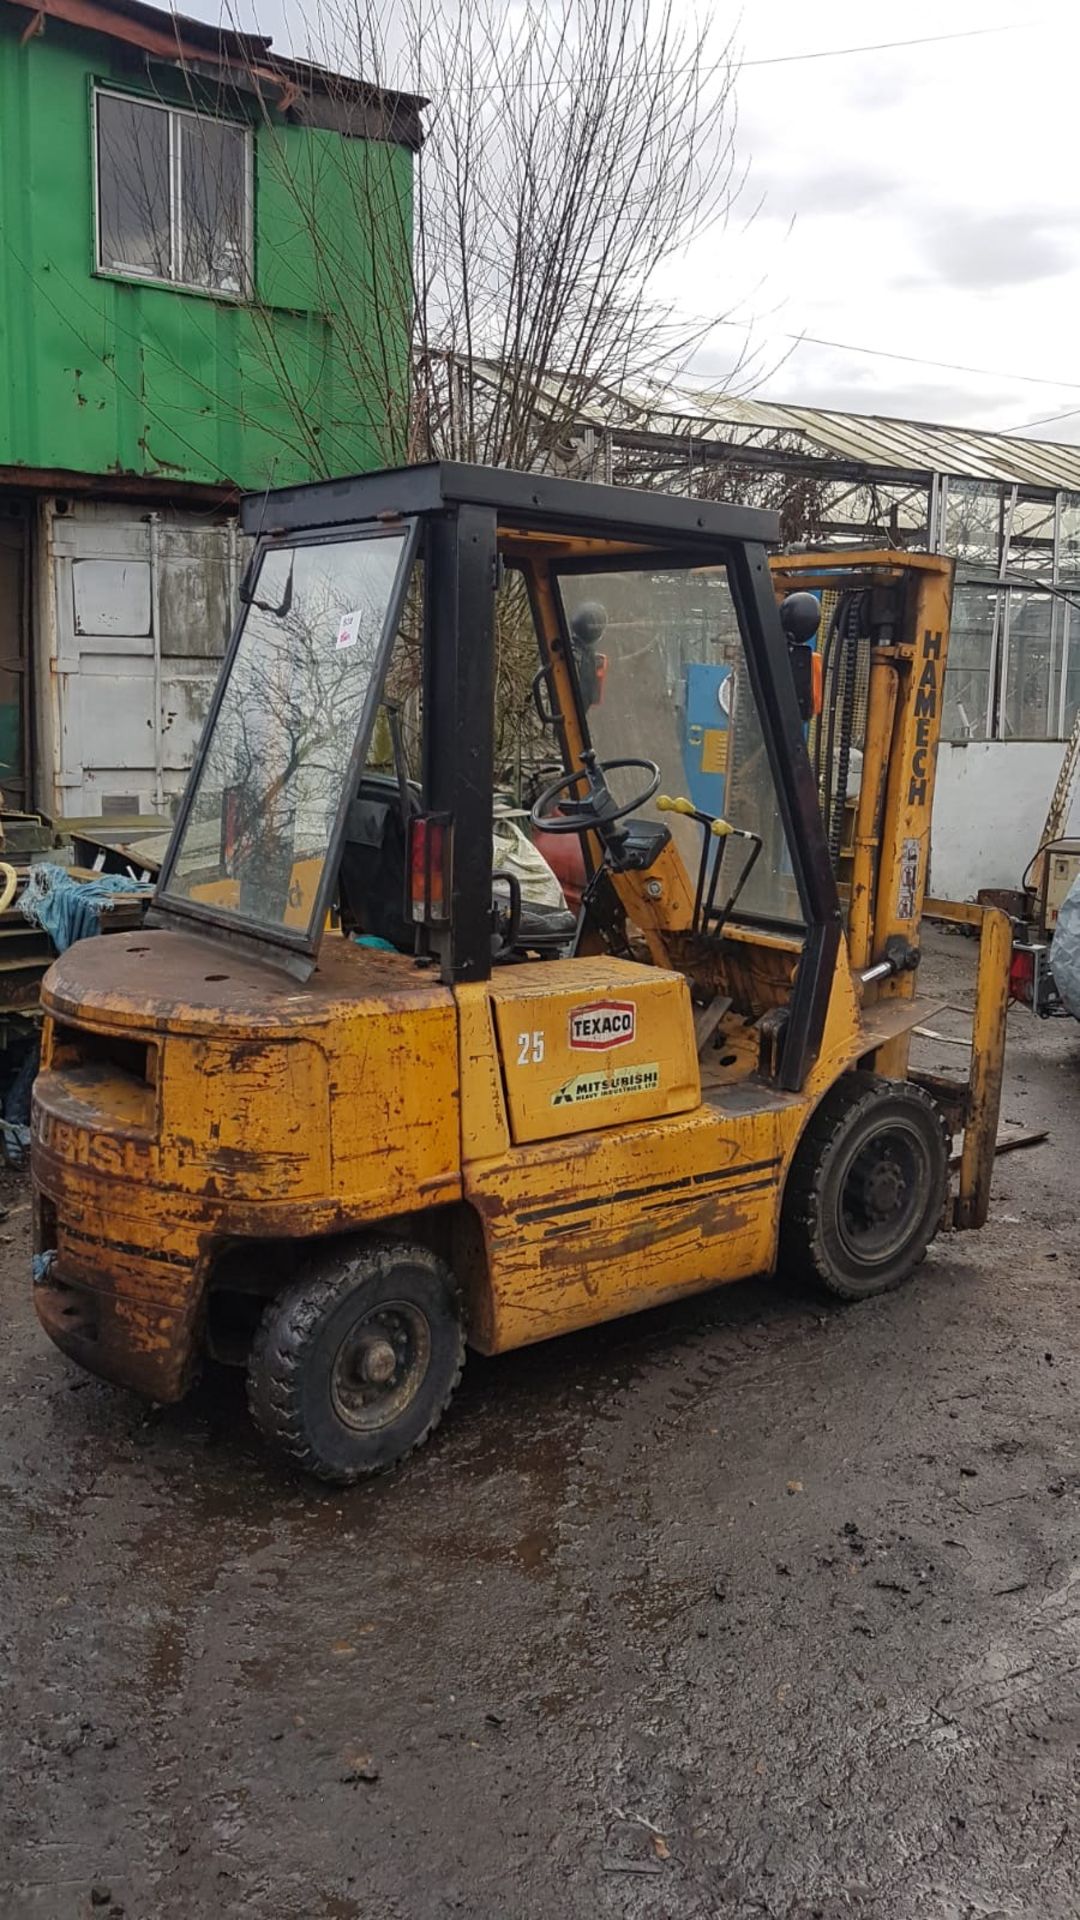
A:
[
  {"left": 32, "top": 928, "right": 464, "bottom": 1398},
  {"left": 486, "top": 957, "right": 699, "bottom": 1146},
  {"left": 32, "top": 841, "right": 951, "bottom": 1394},
  {"left": 456, "top": 929, "right": 896, "bottom": 1357},
  {"left": 31, "top": 542, "right": 1002, "bottom": 1406}
]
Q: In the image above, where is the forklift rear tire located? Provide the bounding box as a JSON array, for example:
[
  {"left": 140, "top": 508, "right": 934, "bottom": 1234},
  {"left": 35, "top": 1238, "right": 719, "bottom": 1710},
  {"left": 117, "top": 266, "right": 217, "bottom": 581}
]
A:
[
  {"left": 247, "top": 1241, "right": 465, "bottom": 1483},
  {"left": 779, "top": 1071, "right": 948, "bottom": 1302}
]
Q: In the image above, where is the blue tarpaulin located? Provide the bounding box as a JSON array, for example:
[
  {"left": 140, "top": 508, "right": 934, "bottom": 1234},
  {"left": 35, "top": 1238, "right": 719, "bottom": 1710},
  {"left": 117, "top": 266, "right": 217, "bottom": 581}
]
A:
[{"left": 20, "top": 864, "right": 146, "bottom": 954}]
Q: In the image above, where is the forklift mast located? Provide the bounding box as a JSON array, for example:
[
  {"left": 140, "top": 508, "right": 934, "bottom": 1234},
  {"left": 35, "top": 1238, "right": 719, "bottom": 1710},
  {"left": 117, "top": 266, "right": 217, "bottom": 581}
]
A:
[{"left": 771, "top": 550, "right": 1011, "bottom": 1229}]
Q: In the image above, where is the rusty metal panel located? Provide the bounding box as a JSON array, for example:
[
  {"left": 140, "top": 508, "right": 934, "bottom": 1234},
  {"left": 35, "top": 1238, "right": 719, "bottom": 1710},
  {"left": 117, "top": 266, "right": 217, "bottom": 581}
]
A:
[
  {"left": 486, "top": 957, "right": 700, "bottom": 1146},
  {"left": 32, "top": 933, "right": 463, "bottom": 1398},
  {"left": 462, "top": 1093, "right": 791, "bottom": 1355}
]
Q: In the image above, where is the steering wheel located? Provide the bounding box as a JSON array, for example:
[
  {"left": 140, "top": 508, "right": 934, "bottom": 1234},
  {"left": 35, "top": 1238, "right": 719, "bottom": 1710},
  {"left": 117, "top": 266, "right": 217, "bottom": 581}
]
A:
[{"left": 530, "top": 748, "right": 661, "bottom": 837}]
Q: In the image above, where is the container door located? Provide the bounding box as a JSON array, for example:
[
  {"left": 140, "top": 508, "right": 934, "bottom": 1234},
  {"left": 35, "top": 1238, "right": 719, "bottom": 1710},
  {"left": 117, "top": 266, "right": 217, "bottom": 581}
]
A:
[{"left": 48, "top": 502, "right": 244, "bottom": 820}]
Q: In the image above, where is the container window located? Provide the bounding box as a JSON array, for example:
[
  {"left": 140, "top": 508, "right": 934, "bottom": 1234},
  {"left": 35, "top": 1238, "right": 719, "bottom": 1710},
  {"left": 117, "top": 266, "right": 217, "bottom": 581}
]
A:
[{"left": 95, "top": 90, "right": 252, "bottom": 297}]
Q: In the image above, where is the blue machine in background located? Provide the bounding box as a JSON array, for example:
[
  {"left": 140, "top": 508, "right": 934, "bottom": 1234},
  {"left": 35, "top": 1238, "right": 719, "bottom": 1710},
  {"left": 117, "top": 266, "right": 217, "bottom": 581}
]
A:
[
  {"left": 681, "top": 661, "right": 733, "bottom": 818},
  {"left": 680, "top": 590, "right": 823, "bottom": 811}
]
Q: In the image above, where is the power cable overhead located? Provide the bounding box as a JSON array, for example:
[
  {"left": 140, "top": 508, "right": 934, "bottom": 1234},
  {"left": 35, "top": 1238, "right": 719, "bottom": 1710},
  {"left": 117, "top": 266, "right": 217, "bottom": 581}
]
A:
[
  {"left": 741, "top": 23, "right": 1028, "bottom": 68},
  {"left": 421, "top": 19, "right": 1030, "bottom": 97},
  {"left": 777, "top": 332, "right": 1080, "bottom": 395}
]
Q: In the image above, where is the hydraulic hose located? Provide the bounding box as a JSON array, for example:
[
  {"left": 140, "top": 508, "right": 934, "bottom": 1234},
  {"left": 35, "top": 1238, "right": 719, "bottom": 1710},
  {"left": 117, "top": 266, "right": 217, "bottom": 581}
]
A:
[
  {"left": 828, "top": 591, "right": 865, "bottom": 871},
  {"left": 818, "top": 593, "right": 850, "bottom": 846},
  {"left": 813, "top": 596, "right": 844, "bottom": 792}
]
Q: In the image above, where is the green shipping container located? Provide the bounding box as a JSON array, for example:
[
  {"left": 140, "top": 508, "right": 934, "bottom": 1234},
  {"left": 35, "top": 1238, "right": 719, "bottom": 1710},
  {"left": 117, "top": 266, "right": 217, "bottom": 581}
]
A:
[{"left": 0, "top": 0, "right": 418, "bottom": 493}]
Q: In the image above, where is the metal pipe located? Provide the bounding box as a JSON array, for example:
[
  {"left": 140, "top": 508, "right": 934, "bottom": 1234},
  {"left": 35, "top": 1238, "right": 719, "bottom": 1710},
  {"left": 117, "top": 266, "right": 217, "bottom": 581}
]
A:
[
  {"left": 227, "top": 515, "right": 239, "bottom": 621},
  {"left": 148, "top": 512, "right": 164, "bottom": 814},
  {"left": 847, "top": 659, "right": 900, "bottom": 970},
  {"left": 1053, "top": 490, "right": 1066, "bottom": 738},
  {"left": 986, "top": 483, "right": 1018, "bottom": 738},
  {"left": 692, "top": 825, "right": 712, "bottom": 935},
  {"left": 928, "top": 473, "right": 938, "bottom": 548},
  {"left": 858, "top": 958, "right": 894, "bottom": 986}
]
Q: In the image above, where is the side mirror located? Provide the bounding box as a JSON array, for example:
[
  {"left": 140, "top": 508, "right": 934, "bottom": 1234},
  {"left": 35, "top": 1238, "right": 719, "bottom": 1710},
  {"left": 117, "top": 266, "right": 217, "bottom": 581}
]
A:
[
  {"left": 780, "top": 591, "right": 822, "bottom": 645},
  {"left": 239, "top": 551, "right": 295, "bottom": 619}
]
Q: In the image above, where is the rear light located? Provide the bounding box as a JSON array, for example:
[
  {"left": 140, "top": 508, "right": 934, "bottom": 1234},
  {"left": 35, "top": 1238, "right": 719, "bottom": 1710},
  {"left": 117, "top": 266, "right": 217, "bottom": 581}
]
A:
[
  {"left": 594, "top": 651, "right": 608, "bottom": 702},
  {"left": 408, "top": 813, "right": 452, "bottom": 925},
  {"left": 1009, "top": 947, "right": 1035, "bottom": 1006}
]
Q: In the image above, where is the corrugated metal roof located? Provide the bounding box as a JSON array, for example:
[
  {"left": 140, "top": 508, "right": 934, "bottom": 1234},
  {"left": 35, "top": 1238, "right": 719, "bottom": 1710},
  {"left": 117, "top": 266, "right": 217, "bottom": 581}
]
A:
[
  {"left": 459, "top": 355, "right": 1080, "bottom": 492},
  {"left": 0, "top": 0, "right": 426, "bottom": 128},
  {"left": 587, "top": 391, "right": 1080, "bottom": 492}
]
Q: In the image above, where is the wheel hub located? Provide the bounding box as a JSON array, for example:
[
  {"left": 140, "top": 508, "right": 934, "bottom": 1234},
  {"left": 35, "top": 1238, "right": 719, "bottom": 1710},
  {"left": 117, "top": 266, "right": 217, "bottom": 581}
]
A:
[
  {"left": 836, "top": 1119, "right": 927, "bottom": 1266},
  {"left": 859, "top": 1158, "right": 906, "bottom": 1220},
  {"left": 360, "top": 1337, "right": 398, "bottom": 1385},
  {"left": 330, "top": 1302, "right": 432, "bottom": 1432}
]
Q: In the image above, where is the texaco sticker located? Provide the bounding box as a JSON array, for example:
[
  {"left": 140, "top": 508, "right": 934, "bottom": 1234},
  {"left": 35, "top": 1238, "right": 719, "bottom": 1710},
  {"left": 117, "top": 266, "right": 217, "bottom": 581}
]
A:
[{"left": 568, "top": 1000, "right": 636, "bottom": 1049}]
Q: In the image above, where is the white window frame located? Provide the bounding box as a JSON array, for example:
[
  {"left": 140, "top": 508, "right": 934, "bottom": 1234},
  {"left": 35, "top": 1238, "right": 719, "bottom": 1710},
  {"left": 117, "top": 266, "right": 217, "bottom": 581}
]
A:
[{"left": 93, "top": 87, "right": 254, "bottom": 300}]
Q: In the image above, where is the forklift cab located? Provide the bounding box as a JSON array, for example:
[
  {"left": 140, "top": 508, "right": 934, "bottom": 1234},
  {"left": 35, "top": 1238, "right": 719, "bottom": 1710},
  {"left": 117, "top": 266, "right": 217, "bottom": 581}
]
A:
[
  {"left": 153, "top": 468, "right": 837, "bottom": 1064},
  {"left": 155, "top": 473, "right": 817, "bottom": 989},
  {"left": 31, "top": 465, "right": 1010, "bottom": 1484}
]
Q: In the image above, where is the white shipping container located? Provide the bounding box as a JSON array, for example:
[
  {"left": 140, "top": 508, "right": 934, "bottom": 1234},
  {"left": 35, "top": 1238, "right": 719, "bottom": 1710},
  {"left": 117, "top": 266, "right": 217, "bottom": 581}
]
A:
[{"left": 37, "top": 497, "right": 249, "bottom": 820}]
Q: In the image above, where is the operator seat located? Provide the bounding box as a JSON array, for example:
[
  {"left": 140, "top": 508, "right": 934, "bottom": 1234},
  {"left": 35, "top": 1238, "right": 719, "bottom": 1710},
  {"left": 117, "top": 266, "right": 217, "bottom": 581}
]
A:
[
  {"left": 338, "top": 774, "right": 577, "bottom": 958},
  {"left": 338, "top": 773, "right": 418, "bottom": 950},
  {"left": 492, "top": 887, "right": 578, "bottom": 959}
]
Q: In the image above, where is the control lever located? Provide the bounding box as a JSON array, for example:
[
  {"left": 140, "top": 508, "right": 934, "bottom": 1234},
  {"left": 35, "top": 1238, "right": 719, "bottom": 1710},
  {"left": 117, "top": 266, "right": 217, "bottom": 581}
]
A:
[{"left": 656, "top": 794, "right": 762, "bottom": 937}]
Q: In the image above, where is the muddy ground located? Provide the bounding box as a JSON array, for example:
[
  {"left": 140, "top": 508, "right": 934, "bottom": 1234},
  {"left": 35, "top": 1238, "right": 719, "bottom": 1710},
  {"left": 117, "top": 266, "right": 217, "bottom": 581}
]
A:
[{"left": 3, "top": 930, "right": 1080, "bottom": 1920}]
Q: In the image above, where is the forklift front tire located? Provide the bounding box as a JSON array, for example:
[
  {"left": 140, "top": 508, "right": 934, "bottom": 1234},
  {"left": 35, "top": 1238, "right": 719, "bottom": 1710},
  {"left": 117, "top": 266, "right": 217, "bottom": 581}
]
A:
[
  {"left": 779, "top": 1071, "right": 949, "bottom": 1302},
  {"left": 247, "top": 1241, "right": 465, "bottom": 1483}
]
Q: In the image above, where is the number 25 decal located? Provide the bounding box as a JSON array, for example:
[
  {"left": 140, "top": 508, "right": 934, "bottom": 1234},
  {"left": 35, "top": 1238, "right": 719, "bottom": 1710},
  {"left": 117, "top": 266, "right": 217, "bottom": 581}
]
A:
[{"left": 517, "top": 1030, "right": 545, "bottom": 1065}]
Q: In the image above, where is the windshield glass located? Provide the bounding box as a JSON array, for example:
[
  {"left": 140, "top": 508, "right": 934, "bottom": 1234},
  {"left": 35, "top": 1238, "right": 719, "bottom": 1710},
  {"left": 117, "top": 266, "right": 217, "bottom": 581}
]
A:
[
  {"left": 557, "top": 564, "right": 804, "bottom": 928},
  {"left": 161, "top": 527, "right": 411, "bottom": 942}
]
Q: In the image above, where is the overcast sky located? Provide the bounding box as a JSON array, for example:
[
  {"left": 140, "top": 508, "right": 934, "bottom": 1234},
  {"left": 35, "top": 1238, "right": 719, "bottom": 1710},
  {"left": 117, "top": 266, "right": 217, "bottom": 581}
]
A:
[
  {"left": 691, "top": 2, "right": 1080, "bottom": 443},
  {"left": 197, "top": 0, "right": 1078, "bottom": 444}
]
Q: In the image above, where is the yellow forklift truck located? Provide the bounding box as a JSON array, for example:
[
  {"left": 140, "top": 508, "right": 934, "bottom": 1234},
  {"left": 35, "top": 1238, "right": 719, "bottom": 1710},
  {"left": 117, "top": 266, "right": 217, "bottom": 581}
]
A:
[{"left": 30, "top": 467, "right": 1010, "bottom": 1481}]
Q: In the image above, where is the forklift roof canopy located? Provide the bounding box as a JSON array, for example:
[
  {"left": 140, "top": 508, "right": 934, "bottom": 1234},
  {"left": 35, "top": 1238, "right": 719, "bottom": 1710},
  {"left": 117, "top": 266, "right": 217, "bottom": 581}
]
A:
[{"left": 240, "top": 460, "right": 783, "bottom": 549}]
